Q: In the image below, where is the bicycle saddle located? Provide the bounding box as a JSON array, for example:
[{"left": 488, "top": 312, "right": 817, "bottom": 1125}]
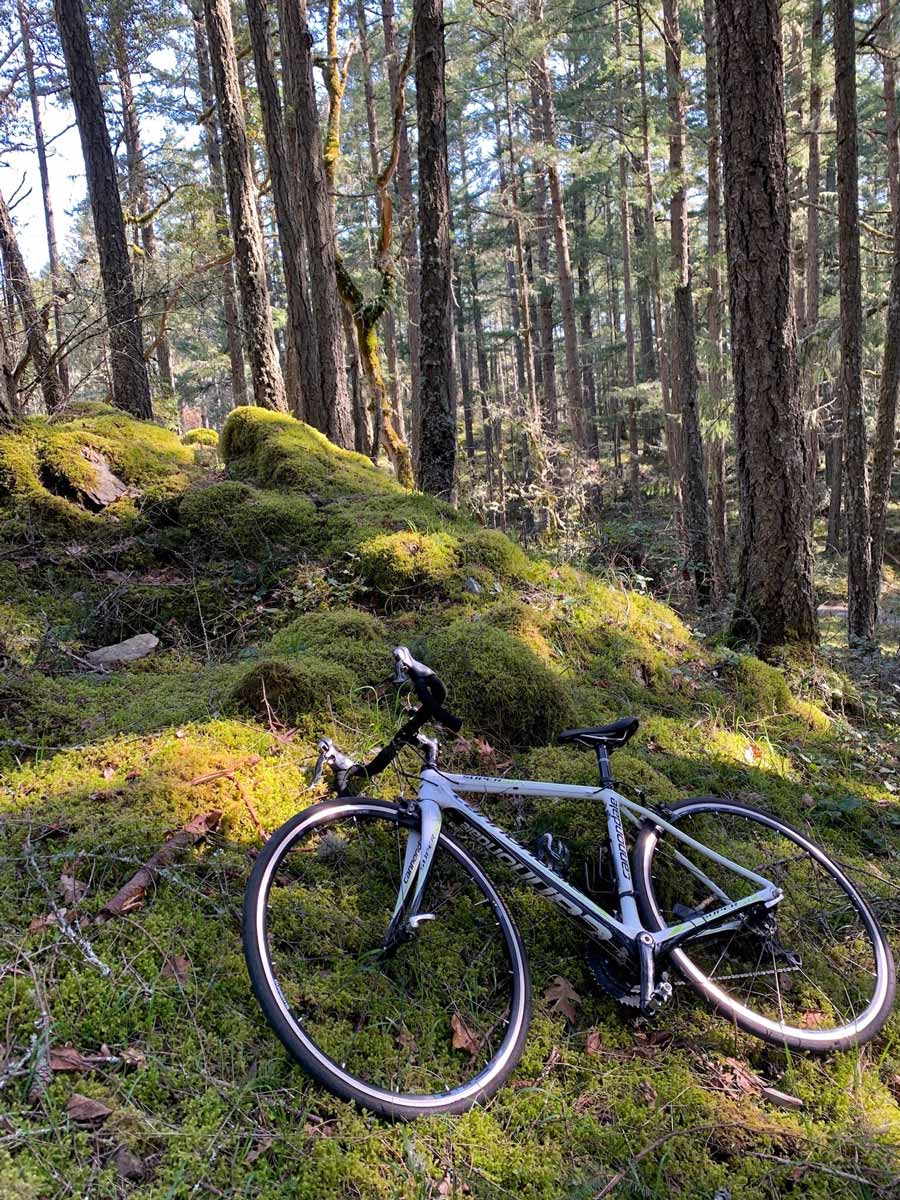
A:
[{"left": 558, "top": 716, "right": 639, "bottom": 750}]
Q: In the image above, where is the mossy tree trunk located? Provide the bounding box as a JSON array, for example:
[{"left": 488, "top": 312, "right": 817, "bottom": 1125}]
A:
[
  {"left": 0, "top": 189, "right": 65, "bottom": 414},
  {"left": 716, "top": 0, "right": 818, "bottom": 648},
  {"left": 54, "top": 0, "right": 152, "bottom": 419},
  {"left": 202, "top": 0, "right": 286, "bottom": 414}
]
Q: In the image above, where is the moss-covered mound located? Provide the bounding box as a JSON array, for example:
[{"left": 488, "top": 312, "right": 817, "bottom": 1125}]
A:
[
  {"left": 182, "top": 427, "right": 219, "bottom": 447},
  {"left": 231, "top": 655, "right": 358, "bottom": 721}
]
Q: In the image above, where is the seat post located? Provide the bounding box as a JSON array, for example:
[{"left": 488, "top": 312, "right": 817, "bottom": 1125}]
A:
[{"left": 595, "top": 745, "right": 614, "bottom": 788}]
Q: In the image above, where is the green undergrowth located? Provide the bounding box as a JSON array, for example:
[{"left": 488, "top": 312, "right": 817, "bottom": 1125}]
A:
[{"left": 1, "top": 406, "right": 898, "bottom": 1197}]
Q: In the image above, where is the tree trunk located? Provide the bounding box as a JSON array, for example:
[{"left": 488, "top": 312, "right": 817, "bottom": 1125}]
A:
[
  {"left": 716, "top": 0, "right": 817, "bottom": 647},
  {"left": 0, "top": 189, "right": 65, "bottom": 412},
  {"left": 415, "top": 0, "right": 455, "bottom": 497},
  {"left": 279, "top": 0, "right": 353, "bottom": 444},
  {"left": 203, "top": 0, "right": 286, "bottom": 413},
  {"left": 663, "top": 0, "right": 710, "bottom": 602},
  {"left": 54, "top": 0, "right": 151, "bottom": 418},
  {"left": 18, "top": 0, "right": 67, "bottom": 398},
  {"left": 529, "top": 0, "right": 586, "bottom": 450},
  {"left": 381, "top": 0, "right": 422, "bottom": 466},
  {"left": 246, "top": 0, "right": 319, "bottom": 422},
  {"left": 459, "top": 130, "right": 495, "bottom": 498},
  {"left": 703, "top": 0, "right": 728, "bottom": 599},
  {"left": 835, "top": 0, "right": 875, "bottom": 641},
  {"left": 112, "top": 27, "right": 176, "bottom": 401},
  {"left": 803, "top": 0, "right": 824, "bottom": 513},
  {"left": 192, "top": 5, "right": 247, "bottom": 409},
  {"left": 882, "top": 0, "right": 900, "bottom": 223},
  {"left": 528, "top": 75, "right": 559, "bottom": 435},
  {"left": 870, "top": 183, "right": 900, "bottom": 616},
  {"left": 615, "top": 0, "right": 638, "bottom": 497},
  {"left": 633, "top": 207, "right": 657, "bottom": 381}
]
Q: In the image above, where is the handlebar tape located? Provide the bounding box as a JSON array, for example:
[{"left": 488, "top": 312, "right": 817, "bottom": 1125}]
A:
[{"left": 408, "top": 669, "right": 463, "bottom": 733}]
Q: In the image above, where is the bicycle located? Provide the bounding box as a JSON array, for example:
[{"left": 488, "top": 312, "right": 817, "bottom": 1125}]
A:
[{"left": 243, "top": 646, "right": 896, "bottom": 1119}]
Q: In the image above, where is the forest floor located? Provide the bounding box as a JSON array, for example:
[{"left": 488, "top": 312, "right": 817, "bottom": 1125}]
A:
[{"left": 1, "top": 405, "right": 899, "bottom": 1199}]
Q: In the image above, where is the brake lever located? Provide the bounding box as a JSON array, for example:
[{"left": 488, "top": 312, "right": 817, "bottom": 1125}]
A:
[{"left": 308, "top": 738, "right": 358, "bottom": 790}]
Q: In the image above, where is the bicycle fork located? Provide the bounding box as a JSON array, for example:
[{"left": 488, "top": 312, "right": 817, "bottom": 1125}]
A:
[{"left": 382, "top": 798, "right": 442, "bottom": 952}]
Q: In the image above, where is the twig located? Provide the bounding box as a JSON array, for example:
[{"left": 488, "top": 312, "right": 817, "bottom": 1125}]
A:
[
  {"left": 24, "top": 840, "right": 111, "bottom": 976},
  {"left": 190, "top": 757, "right": 268, "bottom": 843}
]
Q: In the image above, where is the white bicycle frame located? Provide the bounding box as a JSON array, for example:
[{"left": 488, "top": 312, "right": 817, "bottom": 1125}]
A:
[{"left": 389, "top": 767, "right": 783, "bottom": 958}]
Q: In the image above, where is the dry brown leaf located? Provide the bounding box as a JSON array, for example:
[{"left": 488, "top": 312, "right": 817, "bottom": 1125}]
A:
[
  {"left": 638, "top": 1079, "right": 657, "bottom": 1104},
  {"left": 161, "top": 954, "right": 191, "bottom": 985},
  {"left": 760, "top": 1085, "right": 804, "bottom": 1111},
  {"left": 245, "top": 1132, "right": 273, "bottom": 1163},
  {"left": 49, "top": 1046, "right": 111, "bottom": 1073},
  {"left": 121, "top": 1046, "right": 147, "bottom": 1070},
  {"left": 113, "top": 1145, "right": 145, "bottom": 1181},
  {"left": 28, "top": 911, "right": 60, "bottom": 934},
  {"left": 450, "top": 1013, "right": 481, "bottom": 1059},
  {"left": 800, "top": 1010, "right": 828, "bottom": 1028},
  {"left": 395, "top": 1028, "right": 417, "bottom": 1054},
  {"left": 59, "top": 873, "right": 87, "bottom": 906},
  {"left": 585, "top": 1029, "right": 603, "bottom": 1055},
  {"left": 543, "top": 975, "right": 580, "bottom": 1024},
  {"left": 66, "top": 1093, "right": 112, "bottom": 1123},
  {"left": 304, "top": 1114, "right": 336, "bottom": 1138}
]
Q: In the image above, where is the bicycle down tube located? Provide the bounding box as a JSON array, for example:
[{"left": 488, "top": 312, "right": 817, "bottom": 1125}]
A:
[{"left": 390, "top": 768, "right": 783, "bottom": 955}]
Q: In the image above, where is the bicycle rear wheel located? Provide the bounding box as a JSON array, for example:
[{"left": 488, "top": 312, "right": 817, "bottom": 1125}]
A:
[
  {"left": 243, "top": 799, "right": 530, "bottom": 1118},
  {"left": 633, "top": 797, "right": 895, "bottom": 1052}
]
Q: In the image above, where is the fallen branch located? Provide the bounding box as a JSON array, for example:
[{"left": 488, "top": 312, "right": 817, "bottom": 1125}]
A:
[
  {"left": 95, "top": 809, "right": 222, "bottom": 922},
  {"left": 24, "top": 841, "right": 111, "bottom": 976},
  {"left": 190, "top": 756, "right": 268, "bottom": 842}
]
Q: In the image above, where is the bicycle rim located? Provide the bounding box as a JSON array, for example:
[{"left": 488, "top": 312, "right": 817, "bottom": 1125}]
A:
[
  {"left": 634, "top": 798, "right": 894, "bottom": 1049},
  {"left": 245, "top": 800, "right": 530, "bottom": 1111}
]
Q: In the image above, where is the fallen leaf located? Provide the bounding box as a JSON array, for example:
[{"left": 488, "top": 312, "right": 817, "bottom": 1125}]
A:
[
  {"left": 66, "top": 1094, "right": 112, "bottom": 1123},
  {"left": 49, "top": 1046, "right": 112, "bottom": 1073},
  {"left": 450, "top": 1013, "right": 481, "bottom": 1059},
  {"left": 102, "top": 766, "right": 115, "bottom": 780},
  {"left": 161, "top": 954, "right": 191, "bottom": 985},
  {"left": 760, "top": 1085, "right": 804, "bottom": 1111},
  {"left": 113, "top": 1145, "right": 145, "bottom": 1181},
  {"left": 585, "top": 1029, "right": 603, "bottom": 1055},
  {"left": 638, "top": 1079, "right": 657, "bottom": 1104},
  {"left": 28, "top": 911, "right": 60, "bottom": 934},
  {"left": 543, "top": 975, "right": 580, "bottom": 1024},
  {"left": 304, "top": 1114, "right": 336, "bottom": 1138},
  {"left": 800, "top": 1010, "right": 828, "bottom": 1028},
  {"left": 58, "top": 873, "right": 87, "bottom": 906},
  {"left": 395, "top": 1028, "right": 417, "bottom": 1054},
  {"left": 743, "top": 744, "right": 762, "bottom": 764},
  {"left": 245, "top": 1132, "right": 273, "bottom": 1163},
  {"left": 121, "top": 1046, "right": 146, "bottom": 1069}
]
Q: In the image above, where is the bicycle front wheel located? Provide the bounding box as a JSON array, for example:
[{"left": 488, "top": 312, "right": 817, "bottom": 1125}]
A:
[
  {"left": 633, "top": 797, "right": 895, "bottom": 1052},
  {"left": 243, "top": 799, "right": 530, "bottom": 1118}
]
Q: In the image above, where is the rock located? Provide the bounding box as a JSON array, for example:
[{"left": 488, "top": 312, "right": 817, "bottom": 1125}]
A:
[
  {"left": 84, "top": 633, "right": 159, "bottom": 669},
  {"left": 78, "top": 447, "right": 129, "bottom": 509},
  {"left": 464, "top": 575, "right": 482, "bottom": 595}
]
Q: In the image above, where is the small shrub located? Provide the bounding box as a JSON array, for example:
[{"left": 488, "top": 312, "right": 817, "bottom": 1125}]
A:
[
  {"left": 230, "top": 656, "right": 358, "bottom": 722},
  {"left": 358, "top": 531, "right": 459, "bottom": 595},
  {"left": 424, "top": 620, "right": 576, "bottom": 748}
]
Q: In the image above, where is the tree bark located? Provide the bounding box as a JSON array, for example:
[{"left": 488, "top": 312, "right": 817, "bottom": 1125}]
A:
[
  {"left": 528, "top": 75, "right": 559, "bottom": 435},
  {"left": 870, "top": 184, "right": 900, "bottom": 616},
  {"left": 663, "top": 0, "right": 710, "bottom": 602},
  {"left": 802, "top": 0, "right": 824, "bottom": 513},
  {"left": 881, "top": 0, "right": 900, "bottom": 223},
  {"left": 192, "top": 5, "right": 247, "bottom": 410},
  {"left": 703, "top": 0, "right": 728, "bottom": 599},
  {"left": 381, "top": 0, "right": 421, "bottom": 465},
  {"left": 203, "top": 0, "right": 286, "bottom": 413},
  {"left": 0, "top": 189, "right": 65, "bottom": 413},
  {"left": 279, "top": 0, "right": 353, "bottom": 444},
  {"left": 716, "top": 0, "right": 818, "bottom": 647},
  {"left": 112, "top": 27, "right": 176, "bottom": 401},
  {"left": 54, "top": 0, "right": 151, "bottom": 418},
  {"left": 245, "top": 0, "right": 319, "bottom": 422},
  {"left": 18, "top": 0, "right": 67, "bottom": 398},
  {"left": 615, "top": 0, "right": 638, "bottom": 497},
  {"left": 415, "top": 0, "right": 455, "bottom": 496},
  {"left": 835, "top": 0, "right": 875, "bottom": 641}
]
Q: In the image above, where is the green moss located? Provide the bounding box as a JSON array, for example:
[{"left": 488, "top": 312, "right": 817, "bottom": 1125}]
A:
[
  {"left": 358, "top": 530, "right": 460, "bottom": 595},
  {"left": 221, "top": 406, "right": 397, "bottom": 499},
  {"left": 182, "top": 427, "right": 219, "bottom": 447},
  {"left": 268, "top": 608, "right": 390, "bottom": 681},
  {"left": 458, "top": 528, "right": 531, "bottom": 579},
  {"left": 731, "top": 653, "right": 794, "bottom": 716},
  {"left": 179, "top": 481, "right": 319, "bottom": 557},
  {"left": 424, "top": 619, "right": 576, "bottom": 748},
  {"left": 230, "top": 655, "right": 358, "bottom": 722}
]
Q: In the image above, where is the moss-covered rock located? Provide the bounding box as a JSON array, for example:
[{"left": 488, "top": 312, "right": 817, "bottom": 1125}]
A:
[
  {"left": 424, "top": 619, "right": 576, "bottom": 747},
  {"left": 730, "top": 653, "right": 794, "bottom": 716},
  {"left": 230, "top": 655, "right": 358, "bottom": 722},
  {"left": 358, "top": 530, "right": 460, "bottom": 595},
  {"left": 221, "top": 405, "right": 397, "bottom": 499},
  {"left": 458, "top": 528, "right": 531, "bottom": 580},
  {"left": 182, "top": 427, "right": 219, "bottom": 447}
]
